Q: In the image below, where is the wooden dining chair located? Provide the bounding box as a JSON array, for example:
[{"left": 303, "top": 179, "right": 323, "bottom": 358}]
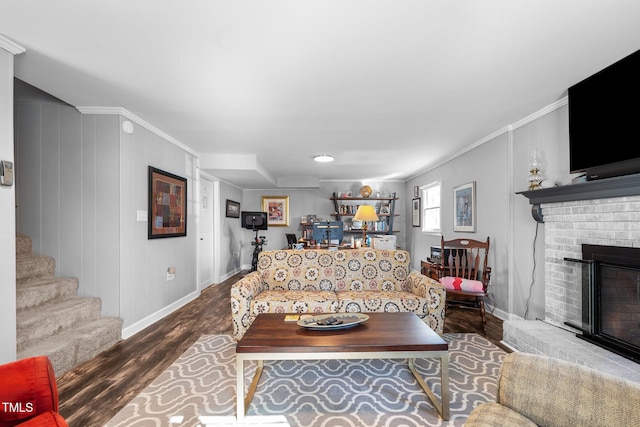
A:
[
  {"left": 437, "top": 236, "right": 491, "bottom": 328},
  {"left": 286, "top": 233, "right": 298, "bottom": 249}
]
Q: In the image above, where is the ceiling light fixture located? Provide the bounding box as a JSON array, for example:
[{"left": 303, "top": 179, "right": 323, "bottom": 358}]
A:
[{"left": 313, "top": 154, "right": 334, "bottom": 163}]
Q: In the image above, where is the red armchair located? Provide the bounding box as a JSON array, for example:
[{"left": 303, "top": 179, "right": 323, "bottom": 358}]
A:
[{"left": 0, "top": 356, "right": 68, "bottom": 427}]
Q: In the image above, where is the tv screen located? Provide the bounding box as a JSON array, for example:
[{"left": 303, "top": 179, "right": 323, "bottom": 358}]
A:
[
  {"left": 241, "top": 211, "right": 268, "bottom": 230},
  {"left": 312, "top": 221, "right": 344, "bottom": 245},
  {"left": 568, "top": 49, "right": 640, "bottom": 180}
]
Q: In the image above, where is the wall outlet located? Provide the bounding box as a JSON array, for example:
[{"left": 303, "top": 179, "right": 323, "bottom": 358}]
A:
[{"left": 167, "top": 272, "right": 175, "bottom": 281}]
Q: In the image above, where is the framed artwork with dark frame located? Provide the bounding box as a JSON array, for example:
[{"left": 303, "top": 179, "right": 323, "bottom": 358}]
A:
[
  {"left": 412, "top": 197, "right": 421, "bottom": 227},
  {"left": 262, "top": 196, "right": 290, "bottom": 226},
  {"left": 148, "top": 166, "right": 187, "bottom": 239},
  {"left": 453, "top": 181, "right": 476, "bottom": 232},
  {"left": 225, "top": 199, "right": 240, "bottom": 218}
]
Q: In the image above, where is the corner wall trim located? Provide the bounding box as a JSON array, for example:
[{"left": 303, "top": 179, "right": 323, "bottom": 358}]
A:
[{"left": 0, "top": 34, "right": 26, "bottom": 55}]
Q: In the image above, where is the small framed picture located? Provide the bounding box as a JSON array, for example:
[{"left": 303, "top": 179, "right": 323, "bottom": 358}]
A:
[
  {"left": 412, "top": 198, "right": 421, "bottom": 227},
  {"left": 225, "top": 199, "right": 240, "bottom": 218},
  {"left": 453, "top": 181, "right": 476, "bottom": 232},
  {"left": 262, "top": 196, "right": 290, "bottom": 226},
  {"left": 379, "top": 202, "right": 390, "bottom": 215},
  {"left": 413, "top": 185, "right": 420, "bottom": 198}
]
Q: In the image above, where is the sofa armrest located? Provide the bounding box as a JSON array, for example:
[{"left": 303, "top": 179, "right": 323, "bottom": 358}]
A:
[
  {"left": 406, "top": 271, "right": 446, "bottom": 334},
  {"left": 465, "top": 402, "right": 537, "bottom": 427},
  {"left": 496, "top": 352, "right": 640, "bottom": 427},
  {"left": 230, "top": 271, "right": 264, "bottom": 340},
  {"left": 0, "top": 356, "right": 68, "bottom": 427}
]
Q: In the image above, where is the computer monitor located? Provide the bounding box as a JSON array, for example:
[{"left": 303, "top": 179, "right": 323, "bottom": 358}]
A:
[
  {"left": 312, "top": 221, "right": 344, "bottom": 246},
  {"left": 241, "top": 211, "right": 268, "bottom": 230}
]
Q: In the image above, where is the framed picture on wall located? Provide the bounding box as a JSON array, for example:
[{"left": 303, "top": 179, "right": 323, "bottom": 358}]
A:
[
  {"left": 412, "top": 197, "right": 421, "bottom": 227},
  {"left": 225, "top": 199, "right": 240, "bottom": 218},
  {"left": 453, "top": 181, "right": 476, "bottom": 232},
  {"left": 262, "top": 196, "right": 290, "bottom": 226},
  {"left": 148, "top": 166, "right": 187, "bottom": 239}
]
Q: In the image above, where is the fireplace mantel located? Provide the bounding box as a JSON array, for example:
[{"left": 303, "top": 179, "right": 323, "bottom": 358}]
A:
[
  {"left": 518, "top": 173, "right": 640, "bottom": 205},
  {"left": 517, "top": 173, "right": 640, "bottom": 222}
]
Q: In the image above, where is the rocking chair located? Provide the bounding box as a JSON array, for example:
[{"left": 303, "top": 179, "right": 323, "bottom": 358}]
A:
[{"left": 436, "top": 236, "right": 491, "bottom": 328}]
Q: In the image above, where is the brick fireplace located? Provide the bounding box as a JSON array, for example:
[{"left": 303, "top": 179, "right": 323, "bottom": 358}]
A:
[{"left": 504, "top": 174, "right": 640, "bottom": 382}]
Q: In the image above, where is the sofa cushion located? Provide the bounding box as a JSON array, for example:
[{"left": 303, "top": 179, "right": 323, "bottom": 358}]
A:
[
  {"left": 251, "top": 290, "right": 339, "bottom": 315},
  {"left": 334, "top": 249, "right": 410, "bottom": 292},
  {"left": 258, "top": 250, "right": 338, "bottom": 291},
  {"left": 465, "top": 402, "right": 537, "bottom": 427},
  {"left": 337, "top": 290, "right": 426, "bottom": 315}
]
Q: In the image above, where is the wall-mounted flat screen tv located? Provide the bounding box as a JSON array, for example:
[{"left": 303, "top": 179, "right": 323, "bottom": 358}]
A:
[
  {"left": 568, "top": 48, "right": 640, "bottom": 180},
  {"left": 241, "top": 211, "right": 268, "bottom": 230}
]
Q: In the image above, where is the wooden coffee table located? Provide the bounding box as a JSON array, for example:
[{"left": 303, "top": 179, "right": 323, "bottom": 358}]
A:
[{"left": 236, "top": 312, "right": 449, "bottom": 421}]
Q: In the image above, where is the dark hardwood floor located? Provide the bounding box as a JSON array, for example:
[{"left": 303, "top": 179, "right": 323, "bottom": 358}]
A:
[{"left": 56, "top": 271, "right": 506, "bottom": 427}]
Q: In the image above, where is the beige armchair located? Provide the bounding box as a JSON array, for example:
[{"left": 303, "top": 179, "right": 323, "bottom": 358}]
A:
[{"left": 466, "top": 352, "right": 640, "bottom": 427}]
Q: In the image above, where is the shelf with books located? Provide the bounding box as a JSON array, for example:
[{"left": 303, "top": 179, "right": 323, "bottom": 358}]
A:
[{"left": 330, "top": 192, "right": 398, "bottom": 235}]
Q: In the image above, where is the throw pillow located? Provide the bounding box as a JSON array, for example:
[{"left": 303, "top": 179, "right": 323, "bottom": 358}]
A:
[{"left": 440, "top": 276, "right": 484, "bottom": 292}]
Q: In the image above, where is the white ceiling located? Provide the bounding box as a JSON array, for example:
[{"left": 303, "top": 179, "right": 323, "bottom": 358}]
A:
[{"left": 3, "top": 1, "right": 640, "bottom": 189}]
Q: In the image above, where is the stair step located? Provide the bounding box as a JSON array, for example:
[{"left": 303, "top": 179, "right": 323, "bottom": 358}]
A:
[
  {"left": 17, "top": 317, "right": 123, "bottom": 378},
  {"left": 17, "top": 297, "right": 102, "bottom": 352},
  {"left": 16, "top": 254, "right": 55, "bottom": 284},
  {"left": 16, "top": 277, "right": 79, "bottom": 312},
  {"left": 14, "top": 234, "right": 123, "bottom": 378},
  {"left": 16, "top": 233, "right": 32, "bottom": 256}
]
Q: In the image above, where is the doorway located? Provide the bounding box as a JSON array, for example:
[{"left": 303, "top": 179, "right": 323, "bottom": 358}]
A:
[{"left": 198, "top": 174, "right": 215, "bottom": 290}]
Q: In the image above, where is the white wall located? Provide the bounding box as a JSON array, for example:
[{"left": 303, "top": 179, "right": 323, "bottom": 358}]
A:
[{"left": 0, "top": 47, "right": 17, "bottom": 364}]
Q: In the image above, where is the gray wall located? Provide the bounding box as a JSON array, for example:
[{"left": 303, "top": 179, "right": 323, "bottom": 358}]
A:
[
  {"left": 240, "top": 180, "right": 405, "bottom": 268},
  {"left": 14, "top": 80, "right": 199, "bottom": 336},
  {"left": 6, "top": 76, "right": 574, "bottom": 358},
  {"left": 218, "top": 180, "right": 243, "bottom": 277},
  {"left": 0, "top": 48, "right": 17, "bottom": 364},
  {"left": 405, "top": 100, "right": 572, "bottom": 321},
  {"left": 119, "top": 117, "right": 198, "bottom": 334}
]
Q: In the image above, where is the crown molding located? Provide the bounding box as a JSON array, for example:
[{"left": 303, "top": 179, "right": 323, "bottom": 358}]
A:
[
  {"left": 0, "top": 34, "right": 26, "bottom": 55},
  {"left": 405, "top": 97, "right": 568, "bottom": 181},
  {"left": 76, "top": 106, "right": 199, "bottom": 157}
]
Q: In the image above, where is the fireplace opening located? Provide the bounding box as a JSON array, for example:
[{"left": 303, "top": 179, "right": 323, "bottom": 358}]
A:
[{"left": 572, "top": 245, "right": 640, "bottom": 363}]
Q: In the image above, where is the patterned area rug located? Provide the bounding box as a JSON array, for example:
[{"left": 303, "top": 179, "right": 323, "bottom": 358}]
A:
[{"left": 105, "top": 333, "right": 506, "bottom": 427}]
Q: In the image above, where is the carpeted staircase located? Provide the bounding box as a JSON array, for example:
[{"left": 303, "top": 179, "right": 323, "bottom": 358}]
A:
[{"left": 16, "top": 233, "right": 123, "bottom": 378}]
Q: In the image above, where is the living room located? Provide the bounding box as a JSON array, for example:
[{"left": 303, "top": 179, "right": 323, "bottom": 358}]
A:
[{"left": 2, "top": 2, "right": 640, "bottom": 425}]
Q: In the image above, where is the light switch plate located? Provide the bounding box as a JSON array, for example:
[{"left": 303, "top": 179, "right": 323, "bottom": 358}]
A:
[{"left": 137, "top": 210, "right": 147, "bottom": 222}]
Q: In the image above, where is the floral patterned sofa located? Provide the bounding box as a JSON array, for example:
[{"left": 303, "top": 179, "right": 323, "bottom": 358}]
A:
[{"left": 231, "top": 248, "right": 446, "bottom": 340}]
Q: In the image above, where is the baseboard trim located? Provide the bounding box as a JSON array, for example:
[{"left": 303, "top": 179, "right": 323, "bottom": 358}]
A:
[
  {"left": 121, "top": 290, "right": 200, "bottom": 339},
  {"left": 220, "top": 267, "right": 243, "bottom": 282}
]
